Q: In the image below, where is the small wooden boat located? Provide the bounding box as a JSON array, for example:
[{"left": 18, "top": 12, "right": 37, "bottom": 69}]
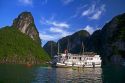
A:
[{"left": 26, "top": 62, "right": 32, "bottom": 67}]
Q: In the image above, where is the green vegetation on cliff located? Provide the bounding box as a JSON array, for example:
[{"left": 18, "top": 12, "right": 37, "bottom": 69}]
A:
[{"left": 0, "top": 26, "right": 50, "bottom": 64}]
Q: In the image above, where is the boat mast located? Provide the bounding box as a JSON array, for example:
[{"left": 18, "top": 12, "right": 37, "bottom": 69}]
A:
[
  {"left": 57, "top": 42, "right": 60, "bottom": 55},
  {"left": 51, "top": 42, "right": 52, "bottom": 57},
  {"left": 82, "top": 42, "right": 84, "bottom": 54},
  {"left": 67, "top": 39, "right": 69, "bottom": 53}
]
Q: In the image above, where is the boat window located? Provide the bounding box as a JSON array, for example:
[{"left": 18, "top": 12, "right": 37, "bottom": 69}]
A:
[
  {"left": 80, "top": 57, "right": 81, "bottom": 60},
  {"left": 73, "top": 57, "right": 76, "bottom": 59}
]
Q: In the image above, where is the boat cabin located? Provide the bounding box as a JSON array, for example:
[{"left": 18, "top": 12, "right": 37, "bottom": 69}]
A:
[{"left": 57, "top": 52, "right": 101, "bottom": 67}]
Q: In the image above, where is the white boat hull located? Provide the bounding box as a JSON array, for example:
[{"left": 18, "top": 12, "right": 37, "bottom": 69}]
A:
[{"left": 56, "top": 62, "right": 101, "bottom": 68}]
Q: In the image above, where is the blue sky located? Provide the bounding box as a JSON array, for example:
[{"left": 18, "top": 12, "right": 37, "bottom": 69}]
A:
[{"left": 0, "top": 0, "right": 125, "bottom": 46}]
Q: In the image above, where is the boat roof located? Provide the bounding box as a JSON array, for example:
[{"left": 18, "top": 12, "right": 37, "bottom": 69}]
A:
[
  {"left": 59, "top": 52, "right": 99, "bottom": 57},
  {"left": 70, "top": 54, "right": 95, "bottom": 57}
]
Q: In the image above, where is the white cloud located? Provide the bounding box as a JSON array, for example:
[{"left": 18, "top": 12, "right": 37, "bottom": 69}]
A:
[
  {"left": 90, "top": 11, "right": 102, "bottom": 20},
  {"left": 40, "top": 17, "right": 72, "bottom": 41},
  {"left": 50, "top": 27, "right": 63, "bottom": 33},
  {"left": 61, "top": 0, "right": 74, "bottom": 5},
  {"left": 39, "top": 31, "right": 71, "bottom": 41},
  {"left": 40, "top": 18, "right": 69, "bottom": 28},
  {"left": 19, "top": 0, "right": 33, "bottom": 5},
  {"left": 89, "top": 5, "right": 105, "bottom": 20},
  {"left": 82, "top": 4, "right": 95, "bottom": 16},
  {"left": 60, "top": 30, "right": 72, "bottom": 37},
  {"left": 69, "top": 4, "right": 88, "bottom": 19},
  {"left": 82, "top": 3, "right": 106, "bottom": 20},
  {"left": 39, "top": 33, "right": 57, "bottom": 41},
  {"left": 47, "top": 21, "right": 69, "bottom": 28},
  {"left": 49, "top": 27, "right": 72, "bottom": 37},
  {"left": 83, "top": 25, "right": 95, "bottom": 34}
]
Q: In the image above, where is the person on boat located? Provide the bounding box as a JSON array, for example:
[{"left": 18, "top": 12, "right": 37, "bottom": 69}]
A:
[{"left": 92, "top": 62, "right": 95, "bottom": 68}]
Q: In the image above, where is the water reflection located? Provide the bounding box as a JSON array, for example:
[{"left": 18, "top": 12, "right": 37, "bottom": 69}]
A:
[
  {"left": 33, "top": 67, "right": 102, "bottom": 83},
  {"left": 2, "top": 65, "right": 125, "bottom": 83},
  {"left": 0, "top": 64, "right": 34, "bottom": 83}
]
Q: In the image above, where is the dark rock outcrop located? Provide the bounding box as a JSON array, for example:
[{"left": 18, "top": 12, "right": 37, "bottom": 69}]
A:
[
  {"left": 98, "top": 13, "right": 125, "bottom": 64},
  {"left": 87, "top": 13, "right": 125, "bottom": 64},
  {"left": 12, "top": 12, "right": 41, "bottom": 45},
  {"left": 43, "top": 41, "right": 57, "bottom": 58},
  {"left": 88, "top": 30, "right": 102, "bottom": 53}
]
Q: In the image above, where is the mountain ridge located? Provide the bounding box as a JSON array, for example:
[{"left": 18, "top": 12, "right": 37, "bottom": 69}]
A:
[{"left": 44, "top": 13, "right": 125, "bottom": 65}]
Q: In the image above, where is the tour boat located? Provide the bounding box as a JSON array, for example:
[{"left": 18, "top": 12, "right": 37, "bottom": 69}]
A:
[
  {"left": 52, "top": 42, "right": 102, "bottom": 68},
  {"left": 56, "top": 52, "right": 101, "bottom": 68}
]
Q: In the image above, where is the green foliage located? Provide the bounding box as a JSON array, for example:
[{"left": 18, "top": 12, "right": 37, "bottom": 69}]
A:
[{"left": 0, "top": 27, "right": 50, "bottom": 63}]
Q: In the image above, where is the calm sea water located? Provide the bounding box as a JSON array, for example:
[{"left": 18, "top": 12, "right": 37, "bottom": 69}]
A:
[{"left": 0, "top": 64, "right": 125, "bottom": 83}]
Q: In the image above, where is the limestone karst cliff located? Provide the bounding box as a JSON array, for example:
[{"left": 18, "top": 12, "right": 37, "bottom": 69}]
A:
[{"left": 12, "top": 12, "right": 41, "bottom": 45}]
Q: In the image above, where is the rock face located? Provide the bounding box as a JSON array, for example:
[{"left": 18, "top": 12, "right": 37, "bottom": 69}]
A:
[
  {"left": 43, "top": 41, "right": 57, "bottom": 58},
  {"left": 99, "top": 13, "right": 125, "bottom": 64},
  {"left": 12, "top": 12, "right": 41, "bottom": 45}
]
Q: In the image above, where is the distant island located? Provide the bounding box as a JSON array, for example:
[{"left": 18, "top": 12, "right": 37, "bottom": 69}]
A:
[
  {"left": 44, "top": 13, "right": 125, "bottom": 65},
  {"left": 0, "top": 12, "right": 50, "bottom": 64}
]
